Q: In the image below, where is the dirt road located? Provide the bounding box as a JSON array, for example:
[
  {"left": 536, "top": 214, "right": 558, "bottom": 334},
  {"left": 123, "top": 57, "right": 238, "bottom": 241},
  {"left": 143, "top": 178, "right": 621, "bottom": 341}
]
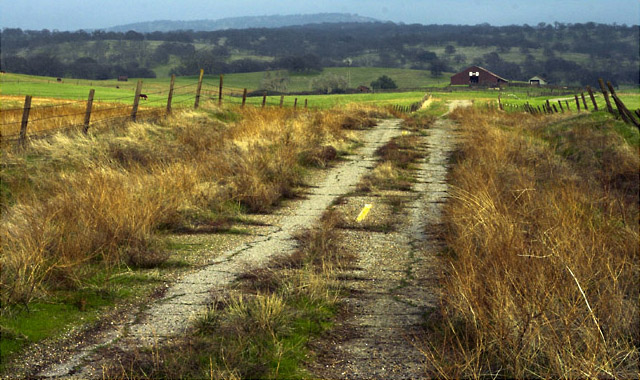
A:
[
  {"left": 308, "top": 112, "right": 461, "bottom": 379},
  {"left": 32, "top": 119, "right": 403, "bottom": 379},
  {"left": 28, "top": 100, "right": 467, "bottom": 378}
]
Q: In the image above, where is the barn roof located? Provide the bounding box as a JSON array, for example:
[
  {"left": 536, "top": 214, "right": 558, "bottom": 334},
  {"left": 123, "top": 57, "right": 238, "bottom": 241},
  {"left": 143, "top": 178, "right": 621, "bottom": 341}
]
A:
[{"left": 473, "top": 66, "right": 509, "bottom": 82}]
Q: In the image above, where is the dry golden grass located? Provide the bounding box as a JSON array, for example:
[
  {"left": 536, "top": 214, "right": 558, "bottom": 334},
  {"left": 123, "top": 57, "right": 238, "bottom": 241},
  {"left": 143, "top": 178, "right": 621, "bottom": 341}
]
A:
[
  {"left": 0, "top": 102, "right": 385, "bottom": 306},
  {"left": 100, "top": 210, "right": 345, "bottom": 379},
  {"left": 422, "top": 107, "right": 639, "bottom": 378},
  {"left": 0, "top": 95, "right": 165, "bottom": 139}
]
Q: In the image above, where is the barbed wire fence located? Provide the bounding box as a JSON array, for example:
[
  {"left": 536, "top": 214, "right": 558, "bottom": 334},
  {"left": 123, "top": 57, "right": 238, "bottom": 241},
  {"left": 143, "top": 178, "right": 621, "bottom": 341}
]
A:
[
  {"left": 499, "top": 78, "right": 639, "bottom": 128},
  {"left": 1, "top": 70, "right": 316, "bottom": 148}
]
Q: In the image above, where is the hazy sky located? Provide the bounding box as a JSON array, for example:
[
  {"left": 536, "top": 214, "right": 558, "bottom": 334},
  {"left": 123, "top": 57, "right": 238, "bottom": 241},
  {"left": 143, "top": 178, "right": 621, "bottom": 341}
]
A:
[{"left": 1, "top": 0, "right": 638, "bottom": 30}]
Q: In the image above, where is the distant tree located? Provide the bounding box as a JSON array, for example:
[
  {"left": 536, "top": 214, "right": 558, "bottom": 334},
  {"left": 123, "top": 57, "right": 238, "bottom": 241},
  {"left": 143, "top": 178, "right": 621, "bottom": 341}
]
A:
[
  {"left": 543, "top": 47, "right": 555, "bottom": 58},
  {"left": 150, "top": 45, "right": 171, "bottom": 65},
  {"left": 453, "top": 54, "right": 467, "bottom": 65},
  {"left": 370, "top": 75, "right": 397, "bottom": 90},
  {"left": 522, "top": 54, "right": 542, "bottom": 77},
  {"left": 378, "top": 52, "right": 397, "bottom": 68},
  {"left": 444, "top": 45, "right": 456, "bottom": 55},
  {"left": 124, "top": 30, "right": 144, "bottom": 41},
  {"left": 429, "top": 59, "right": 448, "bottom": 77},
  {"left": 311, "top": 73, "right": 348, "bottom": 93},
  {"left": 416, "top": 50, "right": 437, "bottom": 63},
  {"left": 171, "top": 50, "right": 225, "bottom": 75},
  {"left": 483, "top": 52, "right": 502, "bottom": 66},
  {"left": 26, "top": 54, "right": 65, "bottom": 77},
  {"left": 261, "top": 71, "right": 290, "bottom": 92},
  {"left": 229, "top": 59, "right": 269, "bottom": 74},
  {"left": 0, "top": 55, "right": 28, "bottom": 73},
  {"left": 276, "top": 54, "right": 322, "bottom": 74}
]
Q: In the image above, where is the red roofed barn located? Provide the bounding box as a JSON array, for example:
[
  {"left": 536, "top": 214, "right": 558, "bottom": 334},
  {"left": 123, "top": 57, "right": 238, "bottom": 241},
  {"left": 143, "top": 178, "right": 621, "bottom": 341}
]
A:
[{"left": 450, "top": 65, "right": 509, "bottom": 86}]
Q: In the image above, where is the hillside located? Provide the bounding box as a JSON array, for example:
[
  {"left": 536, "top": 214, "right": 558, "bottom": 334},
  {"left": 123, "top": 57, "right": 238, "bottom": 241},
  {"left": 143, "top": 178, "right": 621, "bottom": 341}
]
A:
[
  {"left": 1, "top": 22, "right": 638, "bottom": 86},
  {"left": 104, "top": 13, "right": 379, "bottom": 33}
]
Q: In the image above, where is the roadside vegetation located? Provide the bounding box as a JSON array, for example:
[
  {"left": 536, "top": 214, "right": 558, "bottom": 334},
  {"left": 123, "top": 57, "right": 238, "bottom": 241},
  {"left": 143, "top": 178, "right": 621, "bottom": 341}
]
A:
[
  {"left": 102, "top": 211, "right": 349, "bottom": 379},
  {"left": 0, "top": 102, "right": 387, "bottom": 367},
  {"left": 99, "top": 109, "right": 434, "bottom": 379},
  {"left": 423, "top": 107, "right": 639, "bottom": 378}
]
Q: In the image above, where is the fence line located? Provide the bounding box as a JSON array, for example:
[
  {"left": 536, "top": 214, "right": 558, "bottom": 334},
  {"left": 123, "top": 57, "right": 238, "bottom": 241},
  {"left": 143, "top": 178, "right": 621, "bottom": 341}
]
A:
[
  {"left": 1, "top": 71, "right": 316, "bottom": 147},
  {"left": 500, "top": 78, "right": 639, "bottom": 129}
]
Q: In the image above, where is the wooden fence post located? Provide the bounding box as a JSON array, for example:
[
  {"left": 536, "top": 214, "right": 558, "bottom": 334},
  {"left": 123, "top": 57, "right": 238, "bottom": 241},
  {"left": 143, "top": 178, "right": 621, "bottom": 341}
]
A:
[
  {"left": 194, "top": 69, "right": 204, "bottom": 109},
  {"left": 581, "top": 92, "right": 588, "bottom": 110},
  {"left": 545, "top": 99, "right": 552, "bottom": 113},
  {"left": 304, "top": 99, "right": 308, "bottom": 109},
  {"left": 552, "top": 104, "right": 558, "bottom": 113},
  {"left": 565, "top": 100, "right": 570, "bottom": 111},
  {"left": 558, "top": 100, "right": 564, "bottom": 112},
  {"left": 598, "top": 78, "right": 614, "bottom": 113},
  {"left": 279, "top": 95, "right": 284, "bottom": 108},
  {"left": 262, "top": 92, "right": 267, "bottom": 108},
  {"left": 83, "top": 89, "right": 95, "bottom": 134},
  {"left": 606, "top": 83, "right": 630, "bottom": 124},
  {"left": 218, "top": 74, "right": 224, "bottom": 105},
  {"left": 574, "top": 95, "right": 581, "bottom": 112},
  {"left": 241, "top": 88, "right": 247, "bottom": 108},
  {"left": 498, "top": 94, "right": 503, "bottom": 110},
  {"left": 586, "top": 86, "right": 598, "bottom": 111},
  {"left": 607, "top": 81, "right": 639, "bottom": 127},
  {"left": 131, "top": 80, "right": 143, "bottom": 121},
  {"left": 18, "top": 95, "right": 32, "bottom": 148},
  {"left": 166, "top": 74, "right": 175, "bottom": 115},
  {"left": 294, "top": 98, "right": 298, "bottom": 110}
]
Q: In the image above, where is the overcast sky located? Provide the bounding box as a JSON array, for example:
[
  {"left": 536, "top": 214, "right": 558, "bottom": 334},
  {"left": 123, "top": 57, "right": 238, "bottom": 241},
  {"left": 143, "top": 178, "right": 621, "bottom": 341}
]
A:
[{"left": 1, "top": 0, "right": 638, "bottom": 31}]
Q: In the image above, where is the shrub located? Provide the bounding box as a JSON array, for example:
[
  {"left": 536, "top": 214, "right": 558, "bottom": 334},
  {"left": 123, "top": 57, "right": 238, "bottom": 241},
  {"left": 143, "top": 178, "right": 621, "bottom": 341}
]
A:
[{"left": 370, "top": 75, "right": 397, "bottom": 90}]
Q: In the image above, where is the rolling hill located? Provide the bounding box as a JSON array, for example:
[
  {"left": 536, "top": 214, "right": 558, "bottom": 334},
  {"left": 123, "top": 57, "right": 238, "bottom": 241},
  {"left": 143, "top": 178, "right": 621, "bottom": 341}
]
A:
[{"left": 104, "top": 13, "right": 380, "bottom": 33}]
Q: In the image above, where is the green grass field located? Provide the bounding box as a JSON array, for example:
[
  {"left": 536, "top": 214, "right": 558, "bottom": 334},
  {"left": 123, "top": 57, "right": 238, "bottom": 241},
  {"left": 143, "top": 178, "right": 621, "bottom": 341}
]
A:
[
  {"left": 2, "top": 71, "right": 637, "bottom": 113},
  {"left": 0, "top": 71, "right": 433, "bottom": 111},
  {"left": 1, "top": 68, "right": 448, "bottom": 101},
  {"left": 221, "top": 67, "right": 451, "bottom": 92}
]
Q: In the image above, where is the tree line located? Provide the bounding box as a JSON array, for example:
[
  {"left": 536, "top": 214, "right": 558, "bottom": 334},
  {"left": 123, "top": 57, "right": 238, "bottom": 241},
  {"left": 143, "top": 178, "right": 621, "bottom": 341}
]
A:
[{"left": 1, "top": 22, "right": 638, "bottom": 85}]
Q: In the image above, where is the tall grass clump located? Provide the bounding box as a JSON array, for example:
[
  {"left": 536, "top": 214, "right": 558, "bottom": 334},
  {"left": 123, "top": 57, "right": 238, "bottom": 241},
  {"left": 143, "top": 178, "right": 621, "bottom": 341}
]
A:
[
  {"left": 0, "top": 99, "right": 156, "bottom": 137},
  {"left": 1, "top": 103, "right": 385, "bottom": 307},
  {"left": 424, "top": 107, "right": 639, "bottom": 378},
  {"left": 102, "top": 211, "right": 347, "bottom": 379}
]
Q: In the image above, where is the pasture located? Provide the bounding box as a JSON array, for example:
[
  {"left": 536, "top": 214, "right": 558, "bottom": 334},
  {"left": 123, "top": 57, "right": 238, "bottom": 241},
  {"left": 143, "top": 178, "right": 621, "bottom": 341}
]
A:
[{"left": 2, "top": 72, "right": 638, "bottom": 140}]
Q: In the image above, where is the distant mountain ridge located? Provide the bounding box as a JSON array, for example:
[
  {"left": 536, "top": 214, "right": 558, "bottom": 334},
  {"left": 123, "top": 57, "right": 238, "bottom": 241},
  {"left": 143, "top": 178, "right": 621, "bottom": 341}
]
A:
[{"left": 103, "top": 13, "right": 380, "bottom": 33}]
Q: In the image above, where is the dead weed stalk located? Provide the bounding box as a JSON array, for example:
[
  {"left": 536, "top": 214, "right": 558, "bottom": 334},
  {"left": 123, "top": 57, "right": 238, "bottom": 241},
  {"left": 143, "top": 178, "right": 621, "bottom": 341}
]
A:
[{"left": 424, "top": 107, "right": 639, "bottom": 378}]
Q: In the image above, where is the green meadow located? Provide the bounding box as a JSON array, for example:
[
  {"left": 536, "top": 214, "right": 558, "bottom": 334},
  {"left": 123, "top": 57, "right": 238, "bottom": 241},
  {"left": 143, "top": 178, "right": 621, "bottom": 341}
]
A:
[
  {"left": 1, "top": 68, "right": 447, "bottom": 102},
  {"left": 2, "top": 71, "right": 637, "bottom": 112}
]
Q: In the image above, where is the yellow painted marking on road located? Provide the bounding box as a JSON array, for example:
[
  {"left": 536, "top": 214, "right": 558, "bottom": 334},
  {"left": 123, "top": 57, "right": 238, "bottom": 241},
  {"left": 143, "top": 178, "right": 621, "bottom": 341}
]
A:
[{"left": 356, "top": 204, "right": 373, "bottom": 222}]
